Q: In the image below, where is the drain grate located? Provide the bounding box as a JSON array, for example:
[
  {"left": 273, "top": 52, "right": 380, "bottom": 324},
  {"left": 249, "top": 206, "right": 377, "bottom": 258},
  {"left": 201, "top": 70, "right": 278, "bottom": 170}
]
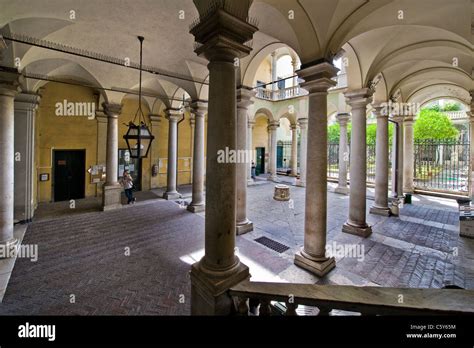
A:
[{"left": 254, "top": 236, "right": 290, "bottom": 253}]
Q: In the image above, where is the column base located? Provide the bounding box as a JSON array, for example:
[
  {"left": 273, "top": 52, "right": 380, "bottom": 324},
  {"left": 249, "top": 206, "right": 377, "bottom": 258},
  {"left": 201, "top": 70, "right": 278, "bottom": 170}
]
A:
[
  {"left": 0, "top": 238, "right": 19, "bottom": 259},
  {"left": 342, "top": 221, "right": 372, "bottom": 237},
  {"left": 296, "top": 180, "right": 306, "bottom": 187},
  {"left": 163, "top": 191, "right": 181, "bottom": 200},
  {"left": 187, "top": 203, "right": 205, "bottom": 213},
  {"left": 236, "top": 220, "right": 253, "bottom": 235},
  {"left": 102, "top": 183, "right": 122, "bottom": 211},
  {"left": 267, "top": 175, "right": 279, "bottom": 183},
  {"left": 247, "top": 179, "right": 256, "bottom": 186},
  {"left": 370, "top": 205, "right": 391, "bottom": 216},
  {"left": 334, "top": 186, "right": 349, "bottom": 195},
  {"left": 190, "top": 259, "right": 250, "bottom": 315},
  {"left": 294, "top": 250, "right": 336, "bottom": 277}
]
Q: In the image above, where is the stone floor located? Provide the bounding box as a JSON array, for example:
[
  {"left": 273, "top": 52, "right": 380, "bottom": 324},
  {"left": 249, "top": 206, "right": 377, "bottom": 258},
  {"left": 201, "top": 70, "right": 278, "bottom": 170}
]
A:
[{"left": 0, "top": 179, "right": 473, "bottom": 315}]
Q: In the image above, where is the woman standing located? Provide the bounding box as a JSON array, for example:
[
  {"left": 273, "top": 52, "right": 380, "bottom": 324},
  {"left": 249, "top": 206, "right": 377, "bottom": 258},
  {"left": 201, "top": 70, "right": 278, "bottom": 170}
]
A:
[{"left": 121, "top": 170, "right": 136, "bottom": 204}]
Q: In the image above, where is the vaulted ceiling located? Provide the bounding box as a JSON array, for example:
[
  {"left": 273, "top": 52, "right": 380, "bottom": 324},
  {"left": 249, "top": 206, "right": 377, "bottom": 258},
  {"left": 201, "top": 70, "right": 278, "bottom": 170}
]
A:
[{"left": 0, "top": 0, "right": 472, "bottom": 107}]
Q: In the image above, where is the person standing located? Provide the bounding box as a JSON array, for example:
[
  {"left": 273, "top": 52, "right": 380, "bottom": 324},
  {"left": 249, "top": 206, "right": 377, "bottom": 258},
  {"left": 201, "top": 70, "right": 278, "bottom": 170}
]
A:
[
  {"left": 251, "top": 161, "right": 256, "bottom": 179},
  {"left": 121, "top": 170, "right": 136, "bottom": 204}
]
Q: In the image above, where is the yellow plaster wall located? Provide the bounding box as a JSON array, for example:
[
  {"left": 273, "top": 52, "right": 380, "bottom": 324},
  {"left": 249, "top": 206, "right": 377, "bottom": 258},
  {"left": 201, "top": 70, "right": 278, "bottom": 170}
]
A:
[{"left": 35, "top": 82, "right": 98, "bottom": 203}]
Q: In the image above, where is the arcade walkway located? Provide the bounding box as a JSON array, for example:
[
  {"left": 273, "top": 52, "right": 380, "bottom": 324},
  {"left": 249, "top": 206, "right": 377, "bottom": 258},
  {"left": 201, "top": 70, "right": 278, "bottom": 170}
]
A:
[{"left": 0, "top": 183, "right": 472, "bottom": 315}]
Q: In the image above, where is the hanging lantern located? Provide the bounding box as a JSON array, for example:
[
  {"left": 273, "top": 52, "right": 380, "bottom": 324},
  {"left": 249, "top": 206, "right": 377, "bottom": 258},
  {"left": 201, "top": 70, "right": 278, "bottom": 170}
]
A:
[
  {"left": 123, "top": 36, "right": 154, "bottom": 159},
  {"left": 124, "top": 121, "right": 154, "bottom": 158}
]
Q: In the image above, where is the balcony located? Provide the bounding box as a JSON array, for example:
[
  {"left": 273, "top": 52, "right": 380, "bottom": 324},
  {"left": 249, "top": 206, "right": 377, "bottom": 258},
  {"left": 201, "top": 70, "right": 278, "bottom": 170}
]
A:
[{"left": 256, "top": 73, "right": 348, "bottom": 101}]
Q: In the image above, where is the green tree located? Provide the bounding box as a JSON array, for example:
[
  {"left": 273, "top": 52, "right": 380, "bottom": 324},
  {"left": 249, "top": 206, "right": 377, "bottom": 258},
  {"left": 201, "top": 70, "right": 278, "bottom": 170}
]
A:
[
  {"left": 328, "top": 122, "right": 393, "bottom": 144},
  {"left": 414, "top": 109, "right": 458, "bottom": 140},
  {"left": 441, "top": 102, "right": 461, "bottom": 112}
]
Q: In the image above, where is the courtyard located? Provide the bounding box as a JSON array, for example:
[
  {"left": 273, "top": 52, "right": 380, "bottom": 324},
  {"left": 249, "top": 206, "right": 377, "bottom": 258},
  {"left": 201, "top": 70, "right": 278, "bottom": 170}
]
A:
[{"left": 1, "top": 180, "right": 472, "bottom": 315}]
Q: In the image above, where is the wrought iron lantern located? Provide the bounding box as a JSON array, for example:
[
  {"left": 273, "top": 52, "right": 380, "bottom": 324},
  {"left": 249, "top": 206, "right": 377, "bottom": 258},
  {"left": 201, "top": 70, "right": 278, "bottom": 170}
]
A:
[{"left": 123, "top": 36, "right": 154, "bottom": 158}]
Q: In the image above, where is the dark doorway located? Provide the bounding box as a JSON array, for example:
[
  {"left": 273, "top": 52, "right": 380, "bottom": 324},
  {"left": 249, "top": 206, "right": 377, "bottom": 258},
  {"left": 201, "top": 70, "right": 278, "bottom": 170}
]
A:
[
  {"left": 118, "top": 149, "right": 142, "bottom": 191},
  {"left": 256, "top": 147, "right": 265, "bottom": 175},
  {"left": 53, "top": 150, "right": 86, "bottom": 202},
  {"left": 277, "top": 145, "right": 283, "bottom": 169}
]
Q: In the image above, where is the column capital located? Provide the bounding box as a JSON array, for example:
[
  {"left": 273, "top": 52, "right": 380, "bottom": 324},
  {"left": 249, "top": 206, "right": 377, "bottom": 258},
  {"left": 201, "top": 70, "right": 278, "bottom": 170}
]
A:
[
  {"left": 268, "top": 121, "right": 279, "bottom": 131},
  {"left": 404, "top": 115, "right": 415, "bottom": 124},
  {"left": 290, "top": 124, "right": 298, "bottom": 131},
  {"left": 391, "top": 115, "right": 405, "bottom": 124},
  {"left": 102, "top": 102, "right": 122, "bottom": 118},
  {"left": 0, "top": 68, "right": 22, "bottom": 97},
  {"left": 371, "top": 103, "right": 389, "bottom": 118},
  {"left": 190, "top": 100, "right": 208, "bottom": 117},
  {"left": 298, "top": 118, "right": 309, "bottom": 129},
  {"left": 237, "top": 86, "right": 256, "bottom": 110},
  {"left": 344, "top": 88, "right": 373, "bottom": 108},
  {"left": 248, "top": 120, "right": 256, "bottom": 128},
  {"left": 190, "top": 8, "right": 258, "bottom": 62},
  {"left": 165, "top": 108, "right": 183, "bottom": 122},
  {"left": 336, "top": 112, "right": 350, "bottom": 124},
  {"left": 14, "top": 92, "right": 41, "bottom": 111},
  {"left": 297, "top": 60, "right": 338, "bottom": 95}
]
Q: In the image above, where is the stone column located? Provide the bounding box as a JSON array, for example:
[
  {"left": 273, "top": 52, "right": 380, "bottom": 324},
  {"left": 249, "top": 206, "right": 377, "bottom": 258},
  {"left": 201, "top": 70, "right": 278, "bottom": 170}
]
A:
[
  {"left": 189, "top": 7, "right": 257, "bottom": 315},
  {"left": 95, "top": 110, "right": 108, "bottom": 196},
  {"left": 470, "top": 91, "right": 474, "bottom": 199},
  {"left": 149, "top": 114, "right": 161, "bottom": 189},
  {"left": 335, "top": 113, "right": 350, "bottom": 194},
  {"left": 102, "top": 102, "right": 122, "bottom": 211},
  {"left": 247, "top": 120, "right": 255, "bottom": 184},
  {"left": 0, "top": 73, "right": 20, "bottom": 254},
  {"left": 403, "top": 116, "right": 415, "bottom": 193},
  {"left": 14, "top": 93, "right": 40, "bottom": 223},
  {"left": 370, "top": 104, "right": 391, "bottom": 216},
  {"left": 187, "top": 101, "right": 207, "bottom": 213},
  {"left": 236, "top": 87, "right": 255, "bottom": 234},
  {"left": 163, "top": 108, "right": 182, "bottom": 200},
  {"left": 296, "top": 118, "right": 308, "bottom": 187},
  {"left": 271, "top": 52, "right": 277, "bottom": 98},
  {"left": 391, "top": 115, "right": 405, "bottom": 198},
  {"left": 294, "top": 61, "right": 338, "bottom": 277},
  {"left": 189, "top": 115, "right": 195, "bottom": 183},
  {"left": 290, "top": 124, "right": 298, "bottom": 176},
  {"left": 267, "top": 121, "right": 279, "bottom": 182},
  {"left": 291, "top": 59, "right": 298, "bottom": 87},
  {"left": 342, "top": 88, "right": 373, "bottom": 237}
]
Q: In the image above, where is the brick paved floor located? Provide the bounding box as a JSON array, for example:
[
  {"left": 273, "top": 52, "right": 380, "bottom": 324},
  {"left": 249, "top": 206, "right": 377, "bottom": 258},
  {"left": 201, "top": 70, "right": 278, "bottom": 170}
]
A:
[{"left": 1, "top": 181, "right": 473, "bottom": 315}]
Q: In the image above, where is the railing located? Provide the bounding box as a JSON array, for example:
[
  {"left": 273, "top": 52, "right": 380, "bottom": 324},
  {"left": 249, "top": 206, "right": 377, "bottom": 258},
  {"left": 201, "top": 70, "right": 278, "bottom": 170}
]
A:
[
  {"left": 327, "top": 143, "right": 392, "bottom": 183},
  {"left": 230, "top": 281, "right": 474, "bottom": 316},
  {"left": 328, "top": 143, "right": 339, "bottom": 179},
  {"left": 330, "top": 72, "right": 348, "bottom": 90},
  {"left": 414, "top": 140, "right": 469, "bottom": 195},
  {"left": 444, "top": 111, "right": 468, "bottom": 121},
  {"left": 255, "top": 86, "right": 308, "bottom": 101}
]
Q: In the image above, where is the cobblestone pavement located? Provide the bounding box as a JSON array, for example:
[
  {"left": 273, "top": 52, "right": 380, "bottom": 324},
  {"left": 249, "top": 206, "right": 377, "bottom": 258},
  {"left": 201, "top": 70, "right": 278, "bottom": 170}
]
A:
[{"left": 1, "top": 181, "right": 473, "bottom": 315}]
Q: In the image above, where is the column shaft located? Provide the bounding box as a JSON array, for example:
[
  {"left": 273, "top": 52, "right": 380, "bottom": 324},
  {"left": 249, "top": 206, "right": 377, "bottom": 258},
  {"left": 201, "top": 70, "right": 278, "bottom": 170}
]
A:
[
  {"left": 335, "top": 113, "right": 350, "bottom": 194},
  {"left": 163, "top": 110, "right": 181, "bottom": 200},
  {"left": 296, "top": 119, "right": 308, "bottom": 187},
  {"left": 0, "top": 88, "right": 18, "bottom": 250},
  {"left": 188, "top": 102, "right": 206, "bottom": 212},
  {"left": 293, "top": 61, "right": 337, "bottom": 277},
  {"left": 403, "top": 117, "right": 414, "bottom": 193},
  {"left": 342, "top": 88, "right": 373, "bottom": 237},
  {"left": 268, "top": 122, "right": 279, "bottom": 181},
  {"left": 290, "top": 125, "right": 298, "bottom": 176},
  {"left": 236, "top": 87, "right": 255, "bottom": 234},
  {"left": 102, "top": 102, "right": 122, "bottom": 211},
  {"left": 370, "top": 104, "right": 390, "bottom": 216}
]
